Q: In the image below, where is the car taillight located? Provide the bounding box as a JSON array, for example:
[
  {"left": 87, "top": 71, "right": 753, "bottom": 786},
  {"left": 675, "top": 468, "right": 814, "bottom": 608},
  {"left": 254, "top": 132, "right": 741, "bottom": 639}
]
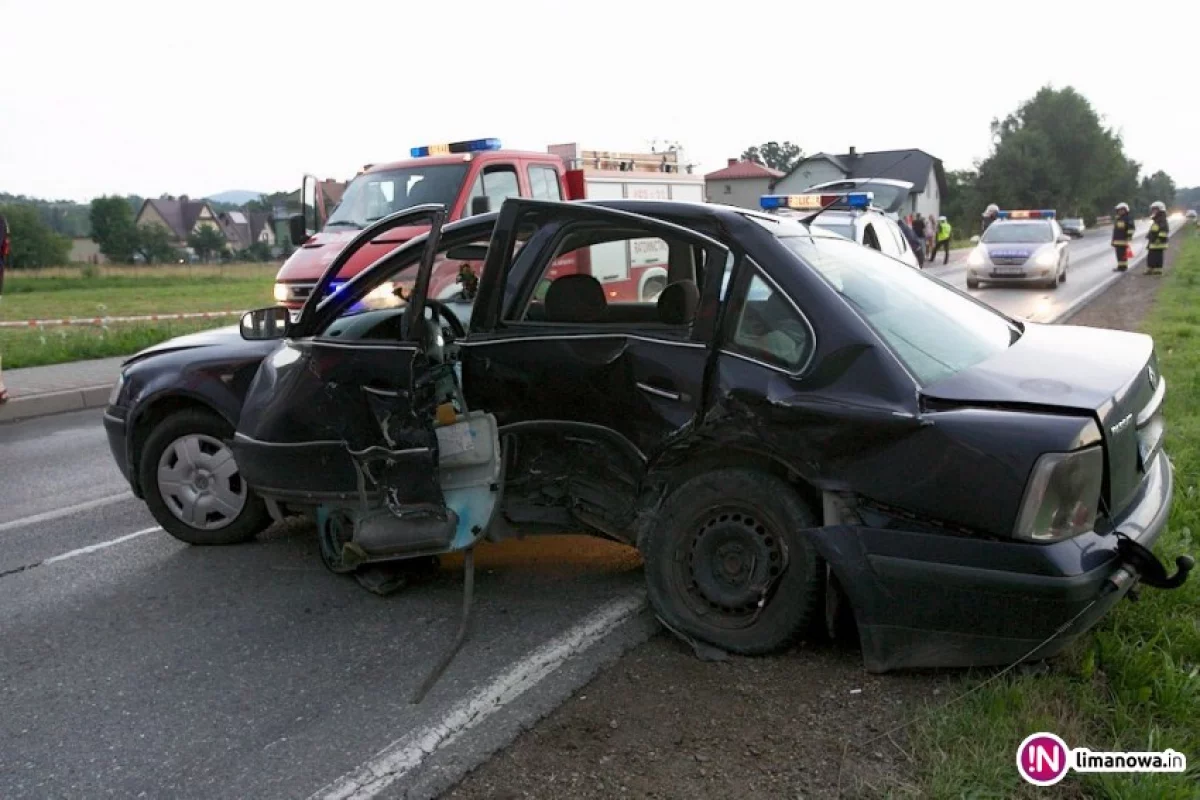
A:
[{"left": 1013, "top": 447, "right": 1104, "bottom": 543}]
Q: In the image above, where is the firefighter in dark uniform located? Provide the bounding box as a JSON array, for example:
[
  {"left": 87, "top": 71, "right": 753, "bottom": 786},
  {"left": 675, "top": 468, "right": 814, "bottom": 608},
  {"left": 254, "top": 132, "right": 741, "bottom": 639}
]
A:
[
  {"left": 1146, "top": 201, "right": 1169, "bottom": 275},
  {"left": 1112, "top": 202, "right": 1133, "bottom": 271}
]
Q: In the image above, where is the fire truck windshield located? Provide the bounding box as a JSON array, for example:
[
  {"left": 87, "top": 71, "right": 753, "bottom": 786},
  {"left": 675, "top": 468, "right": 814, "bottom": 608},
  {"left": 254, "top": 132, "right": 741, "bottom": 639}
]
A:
[{"left": 325, "top": 163, "right": 471, "bottom": 229}]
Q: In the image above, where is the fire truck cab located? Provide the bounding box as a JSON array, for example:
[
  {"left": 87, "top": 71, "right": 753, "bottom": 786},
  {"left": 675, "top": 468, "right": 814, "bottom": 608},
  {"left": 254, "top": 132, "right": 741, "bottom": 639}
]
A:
[{"left": 273, "top": 139, "right": 704, "bottom": 310}]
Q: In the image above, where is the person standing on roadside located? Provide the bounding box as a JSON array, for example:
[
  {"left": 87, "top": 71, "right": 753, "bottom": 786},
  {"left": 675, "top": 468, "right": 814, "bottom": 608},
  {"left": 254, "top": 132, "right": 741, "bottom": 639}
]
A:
[
  {"left": 0, "top": 211, "right": 9, "bottom": 404},
  {"left": 924, "top": 212, "right": 937, "bottom": 260},
  {"left": 1112, "top": 202, "right": 1133, "bottom": 272},
  {"left": 1146, "top": 201, "right": 1169, "bottom": 275},
  {"left": 931, "top": 215, "right": 952, "bottom": 264},
  {"left": 981, "top": 203, "right": 1000, "bottom": 234}
]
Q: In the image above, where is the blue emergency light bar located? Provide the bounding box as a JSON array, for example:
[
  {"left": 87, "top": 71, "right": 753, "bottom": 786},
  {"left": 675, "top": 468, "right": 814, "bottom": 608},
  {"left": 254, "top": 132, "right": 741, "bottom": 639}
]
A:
[
  {"left": 760, "top": 192, "right": 873, "bottom": 211},
  {"left": 996, "top": 209, "right": 1056, "bottom": 219},
  {"left": 410, "top": 138, "right": 502, "bottom": 158}
]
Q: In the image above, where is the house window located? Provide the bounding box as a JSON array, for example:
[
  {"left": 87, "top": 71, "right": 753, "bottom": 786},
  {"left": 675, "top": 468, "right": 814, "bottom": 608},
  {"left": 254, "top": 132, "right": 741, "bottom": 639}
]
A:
[{"left": 723, "top": 184, "right": 732, "bottom": 195}]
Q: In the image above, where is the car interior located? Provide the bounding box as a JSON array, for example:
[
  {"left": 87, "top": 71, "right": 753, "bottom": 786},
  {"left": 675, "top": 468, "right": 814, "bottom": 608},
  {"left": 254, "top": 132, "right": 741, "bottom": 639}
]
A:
[{"left": 516, "top": 226, "right": 708, "bottom": 331}]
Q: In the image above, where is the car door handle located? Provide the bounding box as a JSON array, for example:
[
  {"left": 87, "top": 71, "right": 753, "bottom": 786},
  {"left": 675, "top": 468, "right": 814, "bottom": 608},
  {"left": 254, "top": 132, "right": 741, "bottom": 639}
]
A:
[
  {"left": 637, "top": 381, "right": 688, "bottom": 402},
  {"left": 362, "top": 383, "right": 401, "bottom": 398}
]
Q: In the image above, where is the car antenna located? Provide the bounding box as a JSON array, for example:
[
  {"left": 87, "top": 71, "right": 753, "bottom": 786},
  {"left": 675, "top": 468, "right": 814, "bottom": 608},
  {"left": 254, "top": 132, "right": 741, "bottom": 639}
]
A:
[{"left": 799, "top": 150, "right": 919, "bottom": 225}]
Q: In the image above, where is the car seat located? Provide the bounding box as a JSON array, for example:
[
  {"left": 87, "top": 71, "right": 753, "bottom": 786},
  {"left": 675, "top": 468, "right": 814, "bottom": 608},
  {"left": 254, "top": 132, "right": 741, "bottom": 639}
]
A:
[
  {"left": 656, "top": 279, "right": 699, "bottom": 325},
  {"left": 544, "top": 274, "right": 607, "bottom": 323}
]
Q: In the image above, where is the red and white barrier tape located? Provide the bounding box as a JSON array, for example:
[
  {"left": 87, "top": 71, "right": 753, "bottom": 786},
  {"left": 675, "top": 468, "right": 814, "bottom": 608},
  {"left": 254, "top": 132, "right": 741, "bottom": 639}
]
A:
[{"left": 0, "top": 309, "right": 247, "bottom": 329}]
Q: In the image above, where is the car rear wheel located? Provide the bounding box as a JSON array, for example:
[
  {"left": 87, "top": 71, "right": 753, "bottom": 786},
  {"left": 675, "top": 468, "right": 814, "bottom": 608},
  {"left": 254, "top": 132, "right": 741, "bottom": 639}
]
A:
[
  {"left": 966, "top": 277, "right": 980, "bottom": 289},
  {"left": 642, "top": 468, "right": 822, "bottom": 655},
  {"left": 640, "top": 275, "right": 667, "bottom": 303},
  {"left": 139, "top": 409, "right": 269, "bottom": 545}
]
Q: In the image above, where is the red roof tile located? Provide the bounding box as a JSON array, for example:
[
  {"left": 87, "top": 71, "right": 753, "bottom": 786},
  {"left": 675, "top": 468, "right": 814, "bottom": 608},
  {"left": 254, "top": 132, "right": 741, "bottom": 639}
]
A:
[{"left": 704, "top": 159, "right": 784, "bottom": 181}]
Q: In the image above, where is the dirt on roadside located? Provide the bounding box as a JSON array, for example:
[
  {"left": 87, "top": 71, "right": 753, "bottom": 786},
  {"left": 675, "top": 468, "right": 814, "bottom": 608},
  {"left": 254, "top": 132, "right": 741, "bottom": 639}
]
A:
[{"left": 442, "top": 233, "right": 1186, "bottom": 800}]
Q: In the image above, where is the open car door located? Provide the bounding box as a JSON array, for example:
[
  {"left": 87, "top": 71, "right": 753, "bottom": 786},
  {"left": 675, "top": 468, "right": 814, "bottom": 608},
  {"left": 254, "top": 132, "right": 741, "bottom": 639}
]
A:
[{"left": 232, "top": 205, "right": 505, "bottom": 572}]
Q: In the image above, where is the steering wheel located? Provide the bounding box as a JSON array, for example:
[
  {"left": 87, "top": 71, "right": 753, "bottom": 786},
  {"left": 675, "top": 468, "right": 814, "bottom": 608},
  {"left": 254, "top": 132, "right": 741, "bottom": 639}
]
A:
[{"left": 424, "top": 298, "right": 466, "bottom": 340}]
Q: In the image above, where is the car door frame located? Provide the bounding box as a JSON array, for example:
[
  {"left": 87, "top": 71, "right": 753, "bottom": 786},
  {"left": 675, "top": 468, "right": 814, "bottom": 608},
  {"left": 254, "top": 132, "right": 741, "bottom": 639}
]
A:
[{"left": 459, "top": 199, "right": 734, "bottom": 536}]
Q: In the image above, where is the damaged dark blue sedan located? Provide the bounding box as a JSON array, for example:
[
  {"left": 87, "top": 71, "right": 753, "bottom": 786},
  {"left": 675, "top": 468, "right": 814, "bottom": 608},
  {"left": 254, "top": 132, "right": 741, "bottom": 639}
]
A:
[{"left": 104, "top": 198, "right": 1192, "bottom": 673}]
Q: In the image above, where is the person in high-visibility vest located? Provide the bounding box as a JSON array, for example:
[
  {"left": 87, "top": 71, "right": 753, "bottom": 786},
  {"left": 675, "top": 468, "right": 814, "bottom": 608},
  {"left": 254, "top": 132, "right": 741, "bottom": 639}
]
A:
[
  {"left": 1146, "top": 201, "right": 1169, "bottom": 275},
  {"left": 1111, "top": 202, "right": 1133, "bottom": 271},
  {"left": 931, "top": 215, "right": 952, "bottom": 264}
]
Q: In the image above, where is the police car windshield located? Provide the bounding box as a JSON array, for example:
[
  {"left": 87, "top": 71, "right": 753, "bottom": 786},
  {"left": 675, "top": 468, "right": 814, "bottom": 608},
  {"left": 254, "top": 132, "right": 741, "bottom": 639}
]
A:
[
  {"left": 981, "top": 221, "right": 1054, "bottom": 244},
  {"left": 811, "top": 221, "right": 855, "bottom": 240}
]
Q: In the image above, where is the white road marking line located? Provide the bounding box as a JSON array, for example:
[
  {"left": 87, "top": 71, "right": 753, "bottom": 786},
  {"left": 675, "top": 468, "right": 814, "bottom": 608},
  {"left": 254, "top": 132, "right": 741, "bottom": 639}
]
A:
[
  {"left": 0, "top": 492, "right": 134, "bottom": 533},
  {"left": 311, "top": 590, "right": 648, "bottom": 800},
  {"left": 42, "top": 526, "right": 161, "bottom": 565}
]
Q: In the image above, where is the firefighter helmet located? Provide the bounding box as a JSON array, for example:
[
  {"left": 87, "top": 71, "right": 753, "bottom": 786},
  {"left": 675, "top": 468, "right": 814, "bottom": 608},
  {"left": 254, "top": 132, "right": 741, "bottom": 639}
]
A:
[
  {"left": 1115, "top": 202, "right": 1130, "bottom": 212},
  {"left": 984, "top": 203, "right": 999, "bottom": 216},
  {"left": 1150, "top": 201, "right": 1166, "bottom": 213}
]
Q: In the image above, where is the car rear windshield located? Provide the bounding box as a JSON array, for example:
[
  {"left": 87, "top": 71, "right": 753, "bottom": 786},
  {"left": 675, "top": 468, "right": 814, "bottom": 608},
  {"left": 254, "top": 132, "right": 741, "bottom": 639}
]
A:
[
  {"left": 981, "top": 221, "right": 1054, "bottom": 243},
  {"left": 325, "top": 164, "right": 471, "bottom": 229},
  {"left": 778, "top": 233, "right": 1019, "bottom": 385},
  {"left": 810, "top": 220, "right": 855, "bottom": 241}
]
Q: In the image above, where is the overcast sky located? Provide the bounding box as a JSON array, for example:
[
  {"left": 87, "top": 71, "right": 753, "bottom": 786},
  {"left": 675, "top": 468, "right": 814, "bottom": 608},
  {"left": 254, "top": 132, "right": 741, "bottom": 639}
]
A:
[{"left": 1, "top": 0, "right": 1196, "bottom": 202}]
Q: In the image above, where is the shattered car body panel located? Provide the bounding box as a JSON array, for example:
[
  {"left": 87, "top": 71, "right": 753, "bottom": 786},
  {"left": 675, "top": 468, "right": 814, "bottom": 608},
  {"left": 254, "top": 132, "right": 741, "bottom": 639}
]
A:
[{"left": 108, "top": 197, "right": 1190, "bottom": 672}]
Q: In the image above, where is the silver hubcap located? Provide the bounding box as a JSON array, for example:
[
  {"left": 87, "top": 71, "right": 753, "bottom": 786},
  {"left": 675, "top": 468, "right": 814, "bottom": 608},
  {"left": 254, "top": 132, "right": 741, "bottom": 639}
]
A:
[{"left": 157, "top": 433, "right": 246, "bottom": 530}]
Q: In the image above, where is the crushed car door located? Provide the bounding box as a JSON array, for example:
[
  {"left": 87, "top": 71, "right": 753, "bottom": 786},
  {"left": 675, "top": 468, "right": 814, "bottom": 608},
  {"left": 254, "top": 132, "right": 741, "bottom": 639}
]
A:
[
  {"left": 459, "top": 199, "right": 731, "bottom": 538},
  {"left": 232, "top": 206, "right": 505, "bottom": 568}
]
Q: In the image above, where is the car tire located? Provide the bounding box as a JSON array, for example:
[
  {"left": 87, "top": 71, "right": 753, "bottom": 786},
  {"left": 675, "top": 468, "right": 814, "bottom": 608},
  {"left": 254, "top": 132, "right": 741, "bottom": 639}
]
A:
[
  {"left": 139, "top": 409, "right": 269, "bottom": 546},
  {"left": 966, "top": 277, "right": 980, "bottom": 289},
  {"left": 642, "top": 468, "right": 822, "bottom": 655}
]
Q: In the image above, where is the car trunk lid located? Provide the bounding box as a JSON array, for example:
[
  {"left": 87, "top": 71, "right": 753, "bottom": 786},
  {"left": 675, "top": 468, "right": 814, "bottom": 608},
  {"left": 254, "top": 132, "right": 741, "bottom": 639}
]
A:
[{"left": 921, "top": 322, "right": 1162, "bottom": 515}]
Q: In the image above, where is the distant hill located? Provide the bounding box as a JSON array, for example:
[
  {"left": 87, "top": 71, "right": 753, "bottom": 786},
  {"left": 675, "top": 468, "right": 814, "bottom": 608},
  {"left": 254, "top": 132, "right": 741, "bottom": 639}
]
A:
[{"left": 206, "top": 190, "right": 266, "bottom": 206}]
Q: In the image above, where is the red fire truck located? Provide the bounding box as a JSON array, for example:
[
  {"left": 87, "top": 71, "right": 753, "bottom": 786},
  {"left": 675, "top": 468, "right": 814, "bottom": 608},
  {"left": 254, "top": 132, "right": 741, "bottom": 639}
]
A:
[{"left": 273, "top": 138, "right": 704, "bottom": 311}]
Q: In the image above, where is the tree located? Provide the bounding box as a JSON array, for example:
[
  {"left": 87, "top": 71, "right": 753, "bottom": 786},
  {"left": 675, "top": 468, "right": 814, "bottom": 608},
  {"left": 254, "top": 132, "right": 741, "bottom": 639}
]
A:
[
  {"left": 0, "top": 204, "right": 72, "bottom": 268},
  {"left": 740, "top": 141, "right": 804, "bottom": 173},
  {"left": 974, "top": 86, "right": 1138, "bottom": 222},
  {"left": 135, "top": 223, "right": 179, "bottom": 264},
  {"left": 1177, "top": 186, "right": 1200, "bottom": 209},
  {"left": 940, "top": 169, "right": 981, "bottom": 233},
  {"left": 187, "top": 223, "right": 226, "bottom": 262},
  {"left": 90, "top": 196, "right": 140, "bottom": 263},
  {"left": 1136, "top": 170, "right": 1176, "bottom": 212}
]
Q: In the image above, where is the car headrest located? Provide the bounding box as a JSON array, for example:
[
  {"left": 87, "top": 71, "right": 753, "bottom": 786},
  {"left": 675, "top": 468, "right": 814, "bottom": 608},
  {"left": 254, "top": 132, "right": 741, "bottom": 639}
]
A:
[
  {"left": 657, "top": 280, "right": 699, "bottom": 325},
  {"left": 544, "top": 274, "right": 607, "bottom": 323}
]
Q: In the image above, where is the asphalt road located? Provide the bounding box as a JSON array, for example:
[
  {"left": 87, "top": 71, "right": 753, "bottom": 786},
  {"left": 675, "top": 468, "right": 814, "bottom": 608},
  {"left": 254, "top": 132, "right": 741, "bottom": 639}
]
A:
[
  {"left": 0, "top": 217, "right": 1181, "bottom": 798},
  {"left": 0, "top": 410, "right": 650, "bottom": 800}
]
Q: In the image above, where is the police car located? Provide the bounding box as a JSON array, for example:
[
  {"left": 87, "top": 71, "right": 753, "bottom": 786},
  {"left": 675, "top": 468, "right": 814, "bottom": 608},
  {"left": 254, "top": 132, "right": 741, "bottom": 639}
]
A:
[
  {"left": 964, "top": 209, "right": 1071, "bottom": 290},
  {"left": 758, "top": 192, "right": 921, "bottom": 268}
]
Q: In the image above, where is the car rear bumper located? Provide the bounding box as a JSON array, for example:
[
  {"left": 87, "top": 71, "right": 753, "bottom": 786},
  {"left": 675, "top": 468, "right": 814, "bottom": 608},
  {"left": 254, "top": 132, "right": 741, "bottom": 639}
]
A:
[{"left": 808, "top": 449, "right": 1176, "bottom": 672}]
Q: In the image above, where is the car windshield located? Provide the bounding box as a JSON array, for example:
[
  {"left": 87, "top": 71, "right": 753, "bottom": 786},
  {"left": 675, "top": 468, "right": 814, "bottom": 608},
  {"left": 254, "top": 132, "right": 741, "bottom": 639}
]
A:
[
  {"left": 810, "top": 220, "right": 855, "bottom": 240},
  {"left": 324, "top": 164, "right": 471, "bottom": 229},
  {"left": 1063, "top": 219, "right": 1083, "bottom": 226},
  {"left": 806, "top": 181, "right": 910, "bottom": 214},
  {"left": 981, "top": 221, "right": 1054, "bottom": 243},
  {"left": 778, "top": 233, "right": 1019, "bottom": 385}
]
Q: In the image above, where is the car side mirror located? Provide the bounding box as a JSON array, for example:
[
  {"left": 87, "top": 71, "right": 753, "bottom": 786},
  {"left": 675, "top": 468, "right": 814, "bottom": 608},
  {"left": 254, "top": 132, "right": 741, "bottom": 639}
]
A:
[
  {"left": 470, "top": 196, "right": 491, "bottom": 216},
  {"left": 1058, "top": 235, "right": 1071, "bottom": 244},
  {"left": 289, "top": 213, "right": 311, "bottom": 246},
  {"left": 240, "top": 306, "right": 292, "bottom": 340},
  {"left": 970, "top": 235, "right": 981, "bottom": 244}
]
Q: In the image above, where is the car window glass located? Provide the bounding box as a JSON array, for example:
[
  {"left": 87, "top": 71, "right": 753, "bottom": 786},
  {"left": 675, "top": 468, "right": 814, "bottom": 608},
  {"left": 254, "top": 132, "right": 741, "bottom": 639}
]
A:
[
  {"left": 508, "top": 225, "right": 701, "bottom": 329},
  {"left": 981, "top": 221, "right": 1054, "bottom": 243},
  {"left": 779, "top": 234, "right": 1016, "bottom": 385},
  {"left": 528, "top": 166, "right": 562, "bottom": 200},
  {"left": 465, "top": 166, "right": 521, "bottom": 216},
  {"left": 862, "top": 223, "right": 883, "bottom": 252},
  {"left": 728, "top": 271, "right": 812, "bottom": 372},
  {"left": 890, "top": 221, "right": 910, "bottom": 254}
]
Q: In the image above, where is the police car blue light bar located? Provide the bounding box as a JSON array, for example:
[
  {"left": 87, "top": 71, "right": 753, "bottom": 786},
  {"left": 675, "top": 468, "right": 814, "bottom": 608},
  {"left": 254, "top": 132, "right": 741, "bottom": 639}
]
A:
[
  {"left": 760, "top": 192, "right": 873, "bottom": 211},
  {"left": 410, "top": 138, "right": 502, "bottom": 158},
  {"left": 996, "top": 209, "right": 1056, "bottom": 219}
]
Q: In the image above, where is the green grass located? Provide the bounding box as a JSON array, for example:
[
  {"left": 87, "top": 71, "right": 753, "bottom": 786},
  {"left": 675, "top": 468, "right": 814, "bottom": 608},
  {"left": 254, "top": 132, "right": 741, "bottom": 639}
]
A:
[
  {"left": 1, "top": 318, "right": 233, "bottom": 369},
  {"left": 902, "top": 229, "right": 1200, "bottom": 797},
  {"left": 2, "top": 263, "right": 277, "bottom": 320}
]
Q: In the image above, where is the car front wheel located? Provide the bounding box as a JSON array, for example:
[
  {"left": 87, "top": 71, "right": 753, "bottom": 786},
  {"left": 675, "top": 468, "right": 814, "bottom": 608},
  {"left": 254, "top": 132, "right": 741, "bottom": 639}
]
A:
[
  {"left": 139, "top": 409, "right": 269, "bottom": 545},
  {"left": 642, "top": 468, "right": 822, "bottom": 655}
]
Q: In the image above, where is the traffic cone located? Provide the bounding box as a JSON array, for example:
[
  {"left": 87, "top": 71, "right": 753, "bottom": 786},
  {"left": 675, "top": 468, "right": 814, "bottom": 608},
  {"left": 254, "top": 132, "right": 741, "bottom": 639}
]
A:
[{"left": 1125, "top": 245, "right": 1134, "bottom": 262}]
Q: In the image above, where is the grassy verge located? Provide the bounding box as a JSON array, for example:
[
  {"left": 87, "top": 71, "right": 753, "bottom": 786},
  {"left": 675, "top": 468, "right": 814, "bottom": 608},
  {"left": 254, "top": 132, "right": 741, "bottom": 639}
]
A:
[
  {"left": 1, "top": 318, "right": 233, "bottom": 369},
  {"left": 1, "top": 263, "right": 277, "bottom": 319},
  {"left": 905, "top": 229, "right": 1200, "bottom": 796}
]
